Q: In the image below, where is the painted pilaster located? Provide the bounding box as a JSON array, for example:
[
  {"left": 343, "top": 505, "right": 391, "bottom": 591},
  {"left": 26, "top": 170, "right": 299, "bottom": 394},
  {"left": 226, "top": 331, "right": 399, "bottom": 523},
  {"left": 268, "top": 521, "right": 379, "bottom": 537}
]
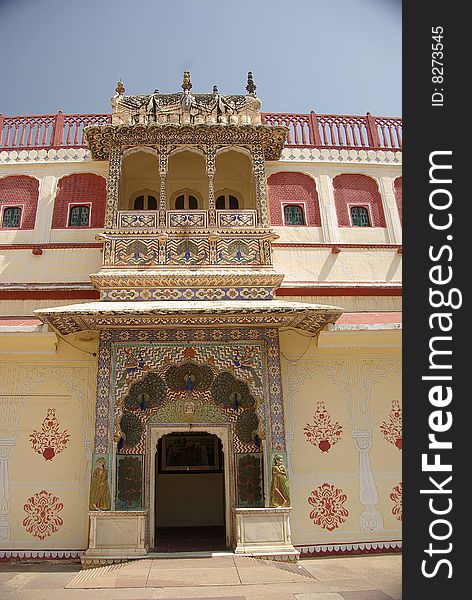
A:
[
  {"left": 32, "top": 174, "right": 57, "bottom": 244},
  {"left": 252, "top": 143, "right": 270, "bottom": 227},
  {"left": 158, "top": 147, "right": 168, "bottom": 228},
  {"left": 0, "top": 439, "right": 15, "bottom": 541},
  {"left": 316, "top": 174, "right": 341, "bottom": 243},
  {"left": 104, "top": 146, "right": 123, "bottom": 229},
  {"left": 378, "top": 175, "right": 402, "bottom": 243},
  {"left": 352, "top": 431, "right": 384, "bottom": 531},
  {"left": 206, "top": 145, "right": 216, "bottom": 228}
]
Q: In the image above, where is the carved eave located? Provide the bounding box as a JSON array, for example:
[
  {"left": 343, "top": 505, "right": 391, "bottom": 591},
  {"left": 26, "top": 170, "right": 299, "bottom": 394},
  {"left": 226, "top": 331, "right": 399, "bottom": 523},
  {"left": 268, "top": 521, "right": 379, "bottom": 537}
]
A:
[
  {"left": 84, "top": 124, "right": 288, "bottom": 161},
  {"left": 35, "top": 300, "right": 343, "bottom": 337}
]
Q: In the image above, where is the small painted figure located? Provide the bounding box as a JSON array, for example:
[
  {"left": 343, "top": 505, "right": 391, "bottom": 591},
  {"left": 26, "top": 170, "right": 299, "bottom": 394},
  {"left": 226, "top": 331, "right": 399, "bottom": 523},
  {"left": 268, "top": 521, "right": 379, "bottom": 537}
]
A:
[
  {"left": 89, "top": 458, "right": 111, "bottom": 511},
  {"left": 269, "top": 454, "right": 291, "bottom": 507}
]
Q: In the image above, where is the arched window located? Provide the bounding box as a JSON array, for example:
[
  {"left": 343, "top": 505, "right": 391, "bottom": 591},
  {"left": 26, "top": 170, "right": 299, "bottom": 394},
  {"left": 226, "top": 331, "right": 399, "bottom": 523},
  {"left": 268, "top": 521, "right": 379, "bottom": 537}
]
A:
[
  {"left": 267, "top": 172, "right": 321, "bottom": 226},
  {"left": 52, "top": 173, "right": 106, "bottom": 229},
  {"left": 333, "top": 174, "right": 386, "bottom": 227},
  {"left": 2, "top": 206, "right": 22, "bottom": 228},
  {"left": 175, "top": 193, "right": 198, "bottom": 210},
  {"left": 0, "top": 175, "right": 39, "bottom": 230},
  {"left": 350, "top": 206, "right": 370, "bottom": 227},
  {"left": 216, "top": 194, "right": 239, "bottom": 210},
  {"left": 69, "top": 205, "right": 90, "bottom": 227},
  {"left": 284, "top": 204, "right": 305, "bottom": 225},
  {"left": 133, "top": 193, "right": 158, "bottom": 210}
]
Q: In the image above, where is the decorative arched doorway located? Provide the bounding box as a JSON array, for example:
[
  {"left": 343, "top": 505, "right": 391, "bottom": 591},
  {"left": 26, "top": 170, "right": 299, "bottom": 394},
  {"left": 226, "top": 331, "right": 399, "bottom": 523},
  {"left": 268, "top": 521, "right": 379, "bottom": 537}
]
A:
[{"left": 149, "top": 425, "right": 231, "bottom": 549}]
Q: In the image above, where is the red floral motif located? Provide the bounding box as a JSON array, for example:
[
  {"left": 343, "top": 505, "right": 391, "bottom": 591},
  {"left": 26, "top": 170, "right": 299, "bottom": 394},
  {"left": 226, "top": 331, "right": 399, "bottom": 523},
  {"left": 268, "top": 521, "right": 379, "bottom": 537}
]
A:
[
  {"left": 390, "top": 482, "right": 402, "bottom": 521},
  {"left": 23, "top": 490, "right": 64, "bottom": 540},
  {"left": 380, "top": 399, "right": 402, "bottom": 449},
  {"left": 308, "top": 483, "right": 349, "bottom": 531},
  {"left": 30, "top": 409, "right": 70, "bottom": 460},
  {"left": 303, "top": 401, "right": 343, "bottom": 453}
]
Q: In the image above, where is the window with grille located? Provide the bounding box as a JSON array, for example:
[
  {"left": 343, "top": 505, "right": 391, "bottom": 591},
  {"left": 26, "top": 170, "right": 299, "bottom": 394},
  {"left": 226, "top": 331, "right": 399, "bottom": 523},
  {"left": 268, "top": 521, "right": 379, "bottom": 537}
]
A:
[
  {"left": 2, "top": 206, "right": 22, "bottom": 228},
  {"left": 134, "top": 194, "right": 157, "bottom": 210},
  {"left": 175, "top": 193, "right": 198, "bottom": 209},
  {"left": 69, "top": 205, "right": 90, "bottom": 227},
  {"left": 350, "top": 206, "right": 370, "bottom": 227},
  {"left": 216, "top": 194, "right": 239, "bottom": 210},
  {"left": 284, "top": 204, "right": 305, "bottom": 225}
]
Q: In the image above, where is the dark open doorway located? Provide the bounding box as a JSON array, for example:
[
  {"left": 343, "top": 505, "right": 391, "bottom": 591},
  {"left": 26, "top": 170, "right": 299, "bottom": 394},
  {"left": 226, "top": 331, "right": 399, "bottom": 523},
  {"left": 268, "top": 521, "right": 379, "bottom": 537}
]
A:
[{"left": 154, "top": 432, "right": 226, "bottom": 552}]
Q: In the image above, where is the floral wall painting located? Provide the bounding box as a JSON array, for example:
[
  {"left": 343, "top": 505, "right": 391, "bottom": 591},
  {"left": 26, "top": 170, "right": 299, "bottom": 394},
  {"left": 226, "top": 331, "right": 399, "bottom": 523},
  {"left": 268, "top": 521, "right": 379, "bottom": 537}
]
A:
[
  {"left": 29, "top": 408, "right": 70, "bottom": 461},
  {"left": 89, "top": 454, "right": 111, "bottom": 511},
  {"left": 380, "top": 399, "right": 402, "bottom": 449},
  {"left": 390, "top": 482, "right": 402, "bottom": 521},
  {"left": 236, "top": 453, "right": 264, "bottom": 508},
  {"left": 23, "top": 490, "right": 64, "bottom": 540},
  {"left": 116, "top": 454, "right": 143, "bottom": 511},
  {"left": 303, "top": 401, "right": 343, "bottom": 453},
  {"left": 308, "top": 483, "right": 349, "bottom": 531}
]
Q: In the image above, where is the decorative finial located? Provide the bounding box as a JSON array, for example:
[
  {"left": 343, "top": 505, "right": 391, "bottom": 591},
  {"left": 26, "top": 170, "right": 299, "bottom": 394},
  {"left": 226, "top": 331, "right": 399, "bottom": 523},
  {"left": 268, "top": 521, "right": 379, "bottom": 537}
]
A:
[
  {"left": 213, "top": 84, "right": 219, "bottom": 94},
  {"left": 246, "top": 71, "right": 256, "bottom": 95},
  {"left": 116, "top": 80, "right": 125, "bottom": 95},
  {"left": 182, "top": 70, "right": 192, "bottom": 91}
]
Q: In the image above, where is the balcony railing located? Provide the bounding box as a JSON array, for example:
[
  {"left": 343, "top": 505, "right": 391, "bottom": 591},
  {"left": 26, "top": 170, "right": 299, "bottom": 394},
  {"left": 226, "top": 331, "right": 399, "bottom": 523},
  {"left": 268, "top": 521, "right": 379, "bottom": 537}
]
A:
[
  {"left": 0, "top": 111, "right": 402, "bottom": 152},
  {"left": 117, "top": 209, "right": 258, "bottom": 229}
]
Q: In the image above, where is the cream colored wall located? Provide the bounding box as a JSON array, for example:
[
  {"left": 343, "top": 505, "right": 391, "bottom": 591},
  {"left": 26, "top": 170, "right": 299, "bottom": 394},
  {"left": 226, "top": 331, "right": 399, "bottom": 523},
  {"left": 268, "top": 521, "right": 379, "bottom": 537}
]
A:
[
  {"left": 266, "top": 161, "right": 402, "bottom": 245},
  {"left": 0, "top": 334, "right": 98, "bottom": 549},
  {"left": 167, "top": 150, "right": 207, "bottom": 209},
  {"left": 0, "top": 160, "right": 108, "bottom": 246},
  {"left": 273, "top": 247, "right": 401, "bottom": 284},
  {"left": 0, "top": 248, "right": 102, "bottom": 283},
  {"left": 119, "top": 150, "right": 160, "bottom": 210},
  {"left": 280, "top": 328, "right": 401, "bottom": 548}
]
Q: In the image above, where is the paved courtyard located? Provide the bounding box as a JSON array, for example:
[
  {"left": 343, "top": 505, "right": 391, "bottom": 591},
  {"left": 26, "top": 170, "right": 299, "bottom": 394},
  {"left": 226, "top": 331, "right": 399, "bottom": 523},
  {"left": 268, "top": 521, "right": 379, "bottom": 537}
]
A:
[{"left": 0, "top": 554, "right": 401, "bottom": 600}]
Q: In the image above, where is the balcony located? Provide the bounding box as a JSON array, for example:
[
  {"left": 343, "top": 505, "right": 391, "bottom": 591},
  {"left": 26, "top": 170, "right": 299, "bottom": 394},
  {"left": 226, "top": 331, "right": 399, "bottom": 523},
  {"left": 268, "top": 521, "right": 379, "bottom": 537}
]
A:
[
  {"left": 0, "top": 111, "right": 402, "bottom": 152},
  {"left": 116, "top": 209, "right": 258, "bottom": 230}
]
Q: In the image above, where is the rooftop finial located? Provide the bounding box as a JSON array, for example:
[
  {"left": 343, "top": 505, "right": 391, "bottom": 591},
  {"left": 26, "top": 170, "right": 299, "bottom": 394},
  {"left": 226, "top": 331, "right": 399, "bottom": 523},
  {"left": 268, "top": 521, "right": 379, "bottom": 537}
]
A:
[
  {"left": 213, "top": 84, "right": 219, "bottom": 94},
  {"left": 182, "top": 70, "right": 192, "bottom": 91},
  {"left": 116, "top": 80, "right": 125, "bottom": 95},
  {"left": 246, "top": 71, "right": 256, "bottom": 95}
]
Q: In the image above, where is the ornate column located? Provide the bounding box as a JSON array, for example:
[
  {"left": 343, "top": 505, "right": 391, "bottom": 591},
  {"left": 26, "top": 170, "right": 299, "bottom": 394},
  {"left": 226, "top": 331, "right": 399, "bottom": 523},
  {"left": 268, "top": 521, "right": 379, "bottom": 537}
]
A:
[
  {"left": 0, "top": 439, "right": 15, "bottom": 541},
  {"left": 104, "top": 146, "right": 123, "bottom": 229},
  {"left": 316, "top": 174, "right": 341, "bottom": 243},
  {"left": 206, "top": 145, "right": 216, "bottom": 228},
  {"left": 158, "top": 146, "right": 168, "bottom": 228},
  {"left": 378, "top": 175, "right": 402, "bottom": 244},
  {"left": 352, "top": 431, "right": 384, "bottom": 531},
  {"left": 252, "top": 143, "right": 270, "bottom": 227}
]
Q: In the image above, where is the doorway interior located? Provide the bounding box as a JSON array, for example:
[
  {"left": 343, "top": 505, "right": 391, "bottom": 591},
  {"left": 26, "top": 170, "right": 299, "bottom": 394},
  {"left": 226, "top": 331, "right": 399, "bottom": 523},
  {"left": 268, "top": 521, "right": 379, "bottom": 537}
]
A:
[{"left": 154, "top": 431, "right": 226, "bottom": 552}]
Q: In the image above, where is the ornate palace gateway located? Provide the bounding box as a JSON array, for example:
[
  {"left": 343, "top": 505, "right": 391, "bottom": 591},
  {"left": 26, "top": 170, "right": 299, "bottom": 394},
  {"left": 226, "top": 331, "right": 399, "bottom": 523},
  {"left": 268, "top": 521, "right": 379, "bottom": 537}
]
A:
[{"left": 0, "top": 73, "right": 402, "bottom": 565}]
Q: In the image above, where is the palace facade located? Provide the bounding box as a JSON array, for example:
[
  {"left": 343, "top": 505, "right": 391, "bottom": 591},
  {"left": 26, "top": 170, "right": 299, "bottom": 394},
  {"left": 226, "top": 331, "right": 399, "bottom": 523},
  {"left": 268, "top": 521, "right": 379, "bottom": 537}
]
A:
[{"left": 0, "top": 74, "right": 402, "bottom": 564}]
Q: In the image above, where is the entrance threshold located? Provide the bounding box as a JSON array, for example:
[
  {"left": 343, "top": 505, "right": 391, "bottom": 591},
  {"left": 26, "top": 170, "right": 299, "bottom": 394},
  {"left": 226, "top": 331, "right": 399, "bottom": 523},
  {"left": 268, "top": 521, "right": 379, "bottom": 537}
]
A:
[{"left": 147, "top": 551, "right": 234, "bottom": 559}]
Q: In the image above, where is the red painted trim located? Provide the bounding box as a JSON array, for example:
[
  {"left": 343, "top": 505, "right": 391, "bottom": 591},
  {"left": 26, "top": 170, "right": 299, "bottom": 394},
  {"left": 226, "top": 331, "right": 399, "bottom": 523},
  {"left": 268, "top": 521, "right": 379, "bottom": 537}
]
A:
[
  {"left": 272, "top": 243, "right": 402, "bottom": 249},
  {"left": 277, "top": 286, "right": 402, "bottom": 297},
  {"left": 0, "top": 290, "right": 99, "bottom": 299},
  {"left": 0, "top": 243, "right": 103, "bottom": 250}
]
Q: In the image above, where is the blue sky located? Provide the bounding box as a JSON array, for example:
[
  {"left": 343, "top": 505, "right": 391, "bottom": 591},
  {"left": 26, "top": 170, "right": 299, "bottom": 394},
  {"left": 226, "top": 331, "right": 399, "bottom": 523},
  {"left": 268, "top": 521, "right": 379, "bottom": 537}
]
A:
[{"left": 0, "top": 0, "right": 401, "bottom": 117}]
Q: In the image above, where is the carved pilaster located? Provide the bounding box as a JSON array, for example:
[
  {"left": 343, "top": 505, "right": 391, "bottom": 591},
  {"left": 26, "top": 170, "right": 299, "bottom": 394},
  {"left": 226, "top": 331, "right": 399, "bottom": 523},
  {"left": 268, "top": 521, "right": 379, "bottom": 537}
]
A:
[
  {"left": 352, "top": 431, "right": 384, "bottom": 532},
  {"left": 206, "top": 145, "right": 216, "bottom": 227},
  {"left": 252, "top": 143, "right": 269, "bottom": 227},
  {"left": 105, "top": 146, "right": 123, "bottom": 229},
  {"left": 158, "top": 147, "right": 168, "bottom": 228}
]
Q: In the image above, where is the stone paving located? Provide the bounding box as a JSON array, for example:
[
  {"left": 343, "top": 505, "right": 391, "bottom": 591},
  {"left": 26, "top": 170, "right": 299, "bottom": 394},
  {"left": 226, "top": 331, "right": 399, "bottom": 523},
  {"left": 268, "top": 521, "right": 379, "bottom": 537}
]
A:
[{"left": 0, "top": 553, "right": 401, "bottom": 600}]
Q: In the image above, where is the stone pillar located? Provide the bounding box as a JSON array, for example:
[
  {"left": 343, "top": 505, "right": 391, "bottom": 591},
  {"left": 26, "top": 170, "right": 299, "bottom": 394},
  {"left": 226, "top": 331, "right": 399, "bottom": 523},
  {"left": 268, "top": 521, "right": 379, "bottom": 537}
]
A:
[
  {"left": 316, "top": 174, "right": 341, "bottom": 243},
  {"left": 158, "top": 148, "right": 168, "bottom": 228},
  {"left": 352, "top": 431, "right": 384, "bottom": 531},
  {"left": 33, "top": 175, "right": 57, "bottom": 244},
  {"left": 378, "top": 175, "right": 402, "bottom": 244},
  {"left": 252, "top": 144, "right": 270, "bottom": 227},
  {"left": 0, "top": 438, "right": 15, "bottom": 541},
  {"left": 104, "top": 146, "right": 123, "bottom": 229},
  {"left": 206, "top": 146, "right": 216, "bottom": 228}
]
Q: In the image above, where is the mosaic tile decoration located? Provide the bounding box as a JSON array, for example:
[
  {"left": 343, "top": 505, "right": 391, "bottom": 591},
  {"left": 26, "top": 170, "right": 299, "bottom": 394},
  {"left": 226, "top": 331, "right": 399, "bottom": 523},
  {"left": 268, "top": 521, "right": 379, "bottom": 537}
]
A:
[{"left": 94, "top": 328, "right": 285, "bottom": 456}]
